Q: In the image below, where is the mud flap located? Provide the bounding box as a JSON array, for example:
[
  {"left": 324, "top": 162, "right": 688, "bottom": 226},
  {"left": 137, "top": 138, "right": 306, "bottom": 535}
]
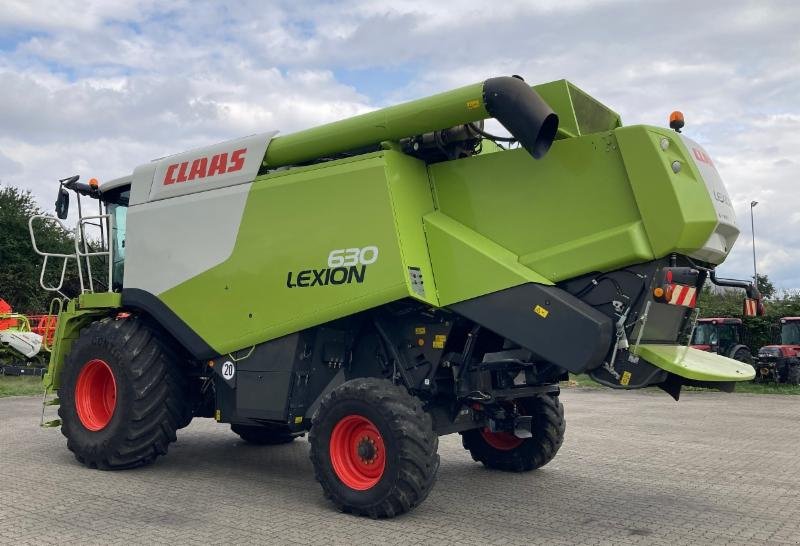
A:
[{"left": 590, "top": 344, "right": 755, "bottom": 400}]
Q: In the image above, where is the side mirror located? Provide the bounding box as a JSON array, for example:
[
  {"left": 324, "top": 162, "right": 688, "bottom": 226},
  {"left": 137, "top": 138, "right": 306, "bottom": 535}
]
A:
[{"left": 55, "top": 187, "right": 70, "bottom": 220}]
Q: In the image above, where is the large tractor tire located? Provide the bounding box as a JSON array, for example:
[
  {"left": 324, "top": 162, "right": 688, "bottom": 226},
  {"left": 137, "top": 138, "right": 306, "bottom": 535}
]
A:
[
  {"left": 461, "top": 394, "right": 565, "bottom": 472},
  {"left": 231, "top": 423, "right": 300, "bottom": 445},
  {"left": 786, "top": 362, "right": 800, "bottom": 386},
  {"left": 58, "top": 316, "right": 191, "bottom": 470},
  {"left": 730, "top": 346, "right": 753, "bottom": 365},
  {"left": 309, "top": 377, "right": 439, "bottom": 518}
]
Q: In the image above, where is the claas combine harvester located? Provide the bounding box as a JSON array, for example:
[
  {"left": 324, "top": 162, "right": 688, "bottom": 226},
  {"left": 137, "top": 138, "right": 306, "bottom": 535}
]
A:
[{"left": 30, "top": 76, "right": 757, "bottom": 517}]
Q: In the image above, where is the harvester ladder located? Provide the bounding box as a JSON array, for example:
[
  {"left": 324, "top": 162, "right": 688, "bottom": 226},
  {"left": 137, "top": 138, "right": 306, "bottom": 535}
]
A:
[
  {"left": 39, "top": 385, "right": 61, "bottom": 428},
  {"left": 41, "top": 298, "right": 65, "bottom": 352}
]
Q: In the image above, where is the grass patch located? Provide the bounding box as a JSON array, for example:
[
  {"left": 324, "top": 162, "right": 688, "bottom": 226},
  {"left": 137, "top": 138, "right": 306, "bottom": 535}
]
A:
[
  {"left": 564, "top": 373, "right": 800, "bottom": 395},
  {"left": 713, "top": 382, "right": 800, "bottom": 395},
  {"left": 0, "top": 375, "right": 45, "bottom": 397}
]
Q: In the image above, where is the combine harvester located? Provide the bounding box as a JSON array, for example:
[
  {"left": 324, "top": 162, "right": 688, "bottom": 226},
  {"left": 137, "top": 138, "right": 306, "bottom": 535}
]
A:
[{"left": 31, "top": 76, "right": 758, "bottom": 517}]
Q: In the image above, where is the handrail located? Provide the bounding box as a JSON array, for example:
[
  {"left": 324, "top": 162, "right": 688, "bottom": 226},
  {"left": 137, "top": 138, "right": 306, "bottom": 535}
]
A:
[
  {"left": 28, "top": 213, "right": 114, "bottom": 295},
  {"left": 28, "top": 215, "right": 77, "bottom": 296},
  {"left": 28, "top": 215, "right": 73, "bottom": 258},
  {"left": 41, "top": 298, "right": 64, "bottom": 351},
  {"left": 73, "top": 214, "right": 113, "bottom": 294}
]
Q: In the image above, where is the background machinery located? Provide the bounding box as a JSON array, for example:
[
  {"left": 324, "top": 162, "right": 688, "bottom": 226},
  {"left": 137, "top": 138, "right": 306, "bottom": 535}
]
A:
[
  {"left": 0, "top": 298, "right": 56, "bottom": 376},
  {"left": 755, "top": 317, "right": 800, "bottom": 384},
  {"left": 690, "top": 317, "right": 752, "bottom": 363}
]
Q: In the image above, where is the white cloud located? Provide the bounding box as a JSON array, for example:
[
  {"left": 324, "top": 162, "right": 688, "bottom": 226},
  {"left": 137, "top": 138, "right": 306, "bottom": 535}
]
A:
[
  {"left": 0, "top": 0, "right": 798, "bottom": 288},
  {"left": 0, "top": 0, "right": 162, "bottom": 32}
]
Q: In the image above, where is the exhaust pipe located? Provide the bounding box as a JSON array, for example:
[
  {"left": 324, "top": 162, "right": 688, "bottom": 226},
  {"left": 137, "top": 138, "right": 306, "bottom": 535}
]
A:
[
  {"left": 482, "top": 76, "right": 558, "bottom": 159},
  {"left": 264, "top": 76, "right": 559, "bottom": 168}
]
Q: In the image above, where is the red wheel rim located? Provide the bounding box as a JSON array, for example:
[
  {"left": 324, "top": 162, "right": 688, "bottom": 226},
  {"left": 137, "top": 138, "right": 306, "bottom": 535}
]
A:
[
  {"left": 75, "top": 359, "right": 117, "bottom": 431},
  {"left": 329, "top": 415, "right": 386, "bottom": 490},
  {"left": 480, "top": 428, "right": 524, "bottom": 451}
]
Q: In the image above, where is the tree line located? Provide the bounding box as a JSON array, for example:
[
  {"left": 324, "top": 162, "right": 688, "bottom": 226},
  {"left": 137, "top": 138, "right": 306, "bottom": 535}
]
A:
[{"left": 0, "top": 184, "right": 81, "bottom": 313}]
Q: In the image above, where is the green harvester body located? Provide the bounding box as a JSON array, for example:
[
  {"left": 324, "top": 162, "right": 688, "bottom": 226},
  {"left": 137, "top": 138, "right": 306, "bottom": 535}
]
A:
[{"left": 31, "top": 76, "right": 755, "bottom": 515}]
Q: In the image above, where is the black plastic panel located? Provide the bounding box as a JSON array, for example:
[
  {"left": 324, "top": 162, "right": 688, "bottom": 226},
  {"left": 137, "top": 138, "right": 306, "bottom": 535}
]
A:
[
  {"left": 121, "top": 288, "right": 218, "bottom": 360},
  {"left": 449, "top": 283, "right": 613, "bottom": 373}
]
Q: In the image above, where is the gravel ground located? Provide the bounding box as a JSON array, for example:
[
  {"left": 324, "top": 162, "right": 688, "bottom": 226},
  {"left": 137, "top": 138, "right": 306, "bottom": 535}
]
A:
[{"left": 1, "top": 388, "right": 798, "bottom": 545}]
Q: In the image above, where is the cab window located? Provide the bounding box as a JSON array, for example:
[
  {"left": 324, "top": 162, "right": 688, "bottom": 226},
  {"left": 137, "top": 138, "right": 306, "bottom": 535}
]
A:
[{"left": 105, "top": 187, "right": 129, "bottom": 290}]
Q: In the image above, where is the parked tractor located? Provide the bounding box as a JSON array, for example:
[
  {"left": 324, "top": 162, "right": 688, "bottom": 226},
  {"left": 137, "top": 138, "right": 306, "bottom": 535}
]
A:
[
  {"left": 691, "top": 318, "right": 752, "bottom": 363},
  {"left": 30, "top": 76, "right": 756, "bottom": 517},
  {"left": 0, "top": 298, "right": 57, "bottom": 376},
  {"left": 755, "top": 317, "right": 800, "bottom": 384}
]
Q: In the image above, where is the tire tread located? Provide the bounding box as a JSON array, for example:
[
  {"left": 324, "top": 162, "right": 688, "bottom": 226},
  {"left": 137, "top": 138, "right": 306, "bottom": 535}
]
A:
[
  {"left": 309, "top": 377, "right": 439, "bottom": 518},
  {"left": 461, "top": 394, "right": 565, "bottom": 472},
  {"left": 58, "top": 316, "right": 190, "bottom": 470}
]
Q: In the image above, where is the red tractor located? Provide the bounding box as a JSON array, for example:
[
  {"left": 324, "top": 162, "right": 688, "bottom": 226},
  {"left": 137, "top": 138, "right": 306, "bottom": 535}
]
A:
[
  {"left": 755, "top": 317, "right": 800, "bottom": 385},
  {"left": 691, "top": 317, "right": 753, "bottom": 363}
]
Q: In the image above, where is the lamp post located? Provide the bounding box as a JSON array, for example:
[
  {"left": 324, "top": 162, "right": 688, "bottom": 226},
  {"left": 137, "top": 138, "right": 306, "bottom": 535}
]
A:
[{"left": 750, "top": 201, "right": 758, "bottom": 287}]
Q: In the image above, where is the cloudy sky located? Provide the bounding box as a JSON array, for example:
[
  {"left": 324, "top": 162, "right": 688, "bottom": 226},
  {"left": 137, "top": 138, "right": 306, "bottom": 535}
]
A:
[{"left": 1, "top": 0, "right": 798, "bottom": 288}]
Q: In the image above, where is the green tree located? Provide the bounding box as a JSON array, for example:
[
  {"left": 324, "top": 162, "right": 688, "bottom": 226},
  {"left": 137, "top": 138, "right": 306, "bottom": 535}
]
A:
[
  {"left": 756, "top": 273, "right": 776, "bottom": 299},
  {"left": 697, "top": 284, "right": 742, "bottom": 317},
  {"left": 0, "top": 184, "right": 79, "bottom": 313}
]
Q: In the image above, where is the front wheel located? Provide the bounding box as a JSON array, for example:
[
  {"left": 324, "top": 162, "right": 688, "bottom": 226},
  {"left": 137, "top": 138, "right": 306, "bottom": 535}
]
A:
[
  {"left": 461, "top": 394, "right": 565, "bottom": 472},
  {"left": 309, "top": 378, "right": 439, "bottom": 518},
  {"left": 58, "top": 317, "right": 190, "bottom": 469}
]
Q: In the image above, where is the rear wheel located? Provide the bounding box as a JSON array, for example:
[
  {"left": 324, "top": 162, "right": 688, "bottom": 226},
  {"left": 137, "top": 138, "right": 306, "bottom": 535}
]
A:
[
  {"left": 309, "top": 378, "right": 439, "bottom": 518},
  {"left": 731, "top": 347, "right": 752, "bottom": 364},
  {"left": 231, "top": 423, "right": 300, "bottom": 445},
  {"left": 461, "top": 394, "right": 565, "bottom": 472},
  {"left": 58, "top": 316, "right": 190, "bottom": 469},
  {"left": 786, "top": 363, "right": 800, "bottom": 386}
]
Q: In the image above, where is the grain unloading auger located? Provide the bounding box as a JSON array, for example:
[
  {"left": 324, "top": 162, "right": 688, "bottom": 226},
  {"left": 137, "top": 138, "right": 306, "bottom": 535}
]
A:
[{"left": 31, "top": 76, "right": 755, "bottom": 517}]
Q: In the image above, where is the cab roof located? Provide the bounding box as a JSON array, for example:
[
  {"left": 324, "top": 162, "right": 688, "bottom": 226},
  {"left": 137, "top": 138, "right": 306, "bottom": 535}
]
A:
[{"left": 697, "top": 317, "right": 742, "bottom": 324}]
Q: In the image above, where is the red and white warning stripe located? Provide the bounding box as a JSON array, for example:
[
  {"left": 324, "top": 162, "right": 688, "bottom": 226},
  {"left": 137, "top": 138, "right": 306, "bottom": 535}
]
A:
[
  {"left": 743, "top": 298, "right": 757, "bottom": 317},
  {"left": 668, "top": 284, "right": 697, "bottom": 308}
]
